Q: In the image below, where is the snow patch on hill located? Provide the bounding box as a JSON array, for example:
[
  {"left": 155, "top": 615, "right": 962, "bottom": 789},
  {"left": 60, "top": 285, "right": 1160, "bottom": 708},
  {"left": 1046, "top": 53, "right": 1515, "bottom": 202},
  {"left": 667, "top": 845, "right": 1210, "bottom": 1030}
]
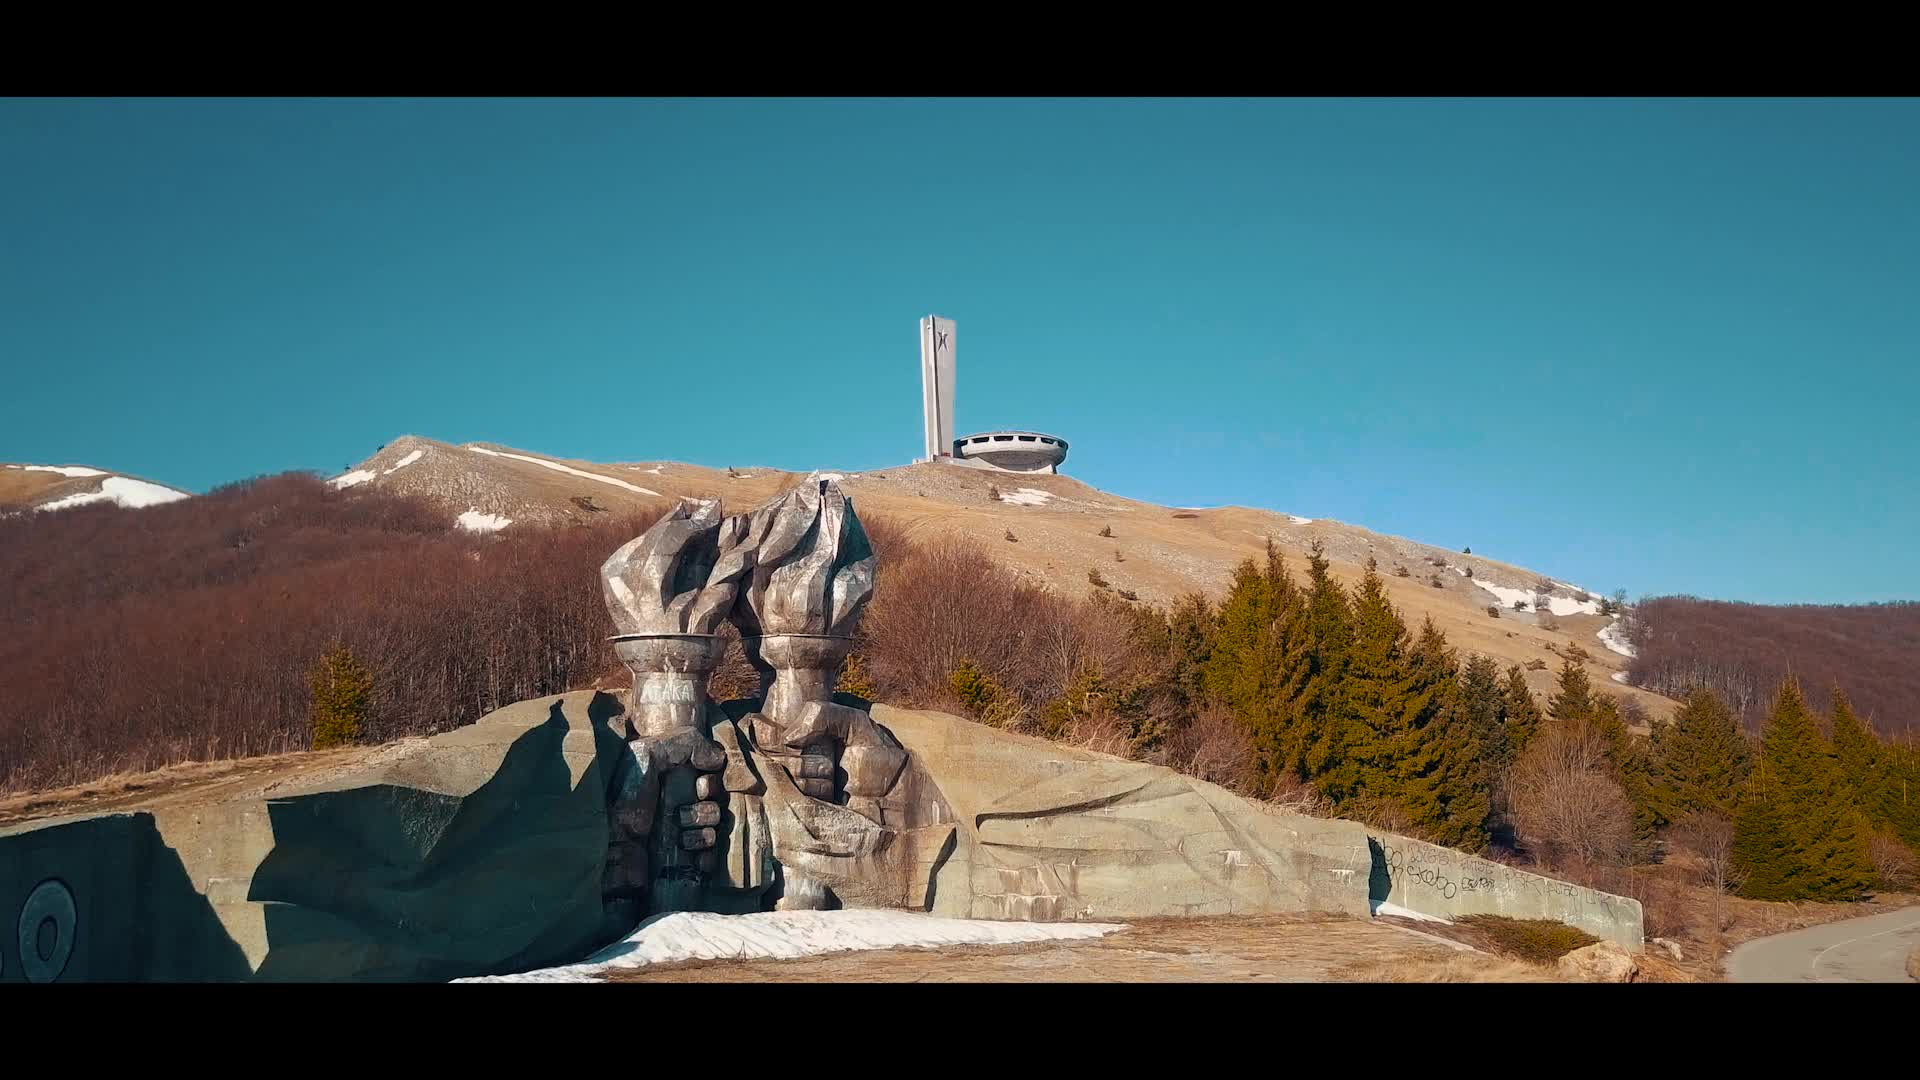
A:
[
  {"left": 38, "top": 476, "right": 189, "bottom": 511},
  {"left": 451, "top": 910, "right": 1123, "bottom": 983},
  {"left": 384, "top": 449, "right": 424, "bottom": 474},
  {"left": 329, "top": 470, "right": 377, "bottom": 490},
  {"left": 456, "top": 509, "right": 512, "bottom": 533},
  {"left": 468, "top": 446, "right": 662, "bottom": 497},
  {"left": 1597, "top": 619, "right": 1637, "bottom": 658},
  {"left": 1289, "top": 515, "right": 1314, "bottom": 525},
  {"left": 1470, "top": 579, "right": 1603, "bottom": 617},
  {"left": 999, "top": 488, "right": 1053, "bottom": 506},
  {"left": 22, "top": 465, "right": 107, "bottom": 478}
]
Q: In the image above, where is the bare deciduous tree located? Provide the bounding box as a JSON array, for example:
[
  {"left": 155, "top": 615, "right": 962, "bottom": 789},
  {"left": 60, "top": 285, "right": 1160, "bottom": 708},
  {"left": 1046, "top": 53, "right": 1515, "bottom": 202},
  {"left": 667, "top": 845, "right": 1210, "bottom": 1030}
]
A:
[
  {"left": 1508, "top": 716, "right": 1635, "bottom": 870},
  {"left": 1671, "top": 809, "right": 1741, "bottom": 892},
  {"left": 1628, "top": 595, "right": 1920, "bottom": 734},
  {"left": 1869, "top": 832, "right": 1919, "bottom": 892}
]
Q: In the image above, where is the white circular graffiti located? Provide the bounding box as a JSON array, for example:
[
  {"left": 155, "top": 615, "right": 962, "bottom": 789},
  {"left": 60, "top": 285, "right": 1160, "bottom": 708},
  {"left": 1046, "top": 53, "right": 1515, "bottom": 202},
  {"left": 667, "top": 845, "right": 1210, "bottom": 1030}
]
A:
[{"left": 17, "top": 880, "right": 76, "bottom": 983}]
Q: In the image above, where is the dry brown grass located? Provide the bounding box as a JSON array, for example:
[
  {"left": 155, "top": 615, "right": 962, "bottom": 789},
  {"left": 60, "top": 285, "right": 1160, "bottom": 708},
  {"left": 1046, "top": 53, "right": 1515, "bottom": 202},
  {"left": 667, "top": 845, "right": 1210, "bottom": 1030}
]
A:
[
  {"left": 1332, "top": 954, "right": 1558, "bottom": 983},
  {"left": 0, "top": 467, "right": 71, "bottom": 508},
  {"left": 1455, "top": 915, "right": 1598, "bottom": 963},
  {"left": 0, "top": 741, "right": 402, "bottom": 825}
]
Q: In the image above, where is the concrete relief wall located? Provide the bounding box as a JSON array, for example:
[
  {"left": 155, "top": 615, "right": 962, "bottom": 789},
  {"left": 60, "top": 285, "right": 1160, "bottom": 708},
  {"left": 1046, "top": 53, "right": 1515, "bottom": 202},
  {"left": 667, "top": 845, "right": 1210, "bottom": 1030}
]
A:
[
  {"left": 0, "top": 695, "right": 1646, "bottom": 981},
  {"left": 1366, "top": 833, "right": 1644, "bottom": 950}
]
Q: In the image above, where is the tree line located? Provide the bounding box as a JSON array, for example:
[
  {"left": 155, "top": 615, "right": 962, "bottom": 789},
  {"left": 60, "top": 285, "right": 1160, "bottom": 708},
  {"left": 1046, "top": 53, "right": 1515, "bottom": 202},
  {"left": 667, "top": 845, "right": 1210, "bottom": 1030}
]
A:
[
  {"left": 1627, "top": 595, "right": 1920, "bottom": 734},
  {"left": 0, "top": 473, "right": 659, "bottom": 792}
]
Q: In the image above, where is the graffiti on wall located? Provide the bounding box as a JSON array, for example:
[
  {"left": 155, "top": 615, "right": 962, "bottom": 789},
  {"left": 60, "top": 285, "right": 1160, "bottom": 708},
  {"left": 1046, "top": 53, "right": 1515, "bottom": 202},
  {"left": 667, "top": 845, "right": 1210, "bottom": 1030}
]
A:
[{"left": 1366, "top": 835, "right": 1634, "bottom": 921}]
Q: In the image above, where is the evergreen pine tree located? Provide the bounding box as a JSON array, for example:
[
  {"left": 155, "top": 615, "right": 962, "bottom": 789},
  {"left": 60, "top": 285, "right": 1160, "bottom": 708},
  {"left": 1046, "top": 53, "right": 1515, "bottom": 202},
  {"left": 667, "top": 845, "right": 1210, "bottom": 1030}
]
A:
[
  {"left": 1732, "top": 761, "right": 1802, "bottom": 901},
  {"left": 1395, "top": 621, "right": 1492, "bottom": 849},
  {"left": 1501, "top": 665, "right": 1543, "bottom": 756},
  {"left": 1201, "top": 542, "right": 1311, "bottom": 785},
  {"left": 1165, "top": 592, "right": 1216, "bottom": 706},
  {"left": 1307, "top": 563, "right": 1408, "bottom": 812},
  {"left": 309, "top": 642, "right": 373, "bottom": 750},
  {"left": 1462, "top": 655, "right": 1520, "bottom": 844},
  {"left": 1733, "top": 678, "right": 1876, "bottom": 901},
  {"left": 1297, "top": 542, "right": 1355, "bottom": 788},
  {"left": 1880, "top": 740, "right": 1920, "bottom": 852},
  {"left": 1648, "top": 687, "right": 1752, "bottom": 821},
  {"left": 1255, "top": 551, "right": 1314, "bottom": 781},
  {"left": 1828, "top": 687, "right": 1883, "bottom": 815},
  {"left": 1592, "top": 695, "right": 1662, "bottom": 858},
  {"left": 1460, "top": 655, "right": 1510, "bottom": 771},
  {"left": 1202, "top": 555, "right": 1275, "bottom": 720},
  {"left": 1798, "top": 780, "right": 1879, "bottom": 901},
  {"left": 1547, "top": 657, "right": 1595, "bottom": 725}
]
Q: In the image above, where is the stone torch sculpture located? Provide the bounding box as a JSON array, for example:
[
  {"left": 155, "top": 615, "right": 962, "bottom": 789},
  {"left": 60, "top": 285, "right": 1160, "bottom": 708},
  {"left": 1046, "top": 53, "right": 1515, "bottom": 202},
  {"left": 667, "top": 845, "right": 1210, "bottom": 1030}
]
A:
[
  {"left": 599, "top": 498, "right": 751, "bottom": 915},
  {"left": 722, "top": 480, "right": 954, "bottom": 911},
  {"left": 600, "top": 481, "right": 956, "bottom": 922}
]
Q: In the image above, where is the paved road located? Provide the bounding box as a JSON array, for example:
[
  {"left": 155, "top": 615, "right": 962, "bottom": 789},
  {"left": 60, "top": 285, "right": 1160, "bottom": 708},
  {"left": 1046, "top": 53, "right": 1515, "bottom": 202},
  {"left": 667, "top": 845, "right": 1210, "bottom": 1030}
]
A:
[{"left": 1726, "top": 906, "right": 1920, "bottom": 983}]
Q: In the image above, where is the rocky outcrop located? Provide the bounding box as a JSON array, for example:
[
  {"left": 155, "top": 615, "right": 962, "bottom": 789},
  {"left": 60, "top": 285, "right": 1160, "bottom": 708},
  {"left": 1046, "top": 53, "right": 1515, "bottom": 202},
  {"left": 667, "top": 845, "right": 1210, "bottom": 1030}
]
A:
[{"left": 1557, "top": 940, "right": 1639, "bottom": 982}]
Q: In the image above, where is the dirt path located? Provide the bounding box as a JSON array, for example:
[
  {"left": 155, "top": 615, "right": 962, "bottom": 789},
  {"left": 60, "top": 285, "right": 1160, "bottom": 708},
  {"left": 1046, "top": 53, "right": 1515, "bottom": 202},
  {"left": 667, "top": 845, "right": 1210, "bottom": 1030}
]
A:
[
  {"left": 1726, "top": 906, "right": 1920, "bottom": 983},
  {"left": 603, "top": 914, "right": 1556, "bottom": 983}
]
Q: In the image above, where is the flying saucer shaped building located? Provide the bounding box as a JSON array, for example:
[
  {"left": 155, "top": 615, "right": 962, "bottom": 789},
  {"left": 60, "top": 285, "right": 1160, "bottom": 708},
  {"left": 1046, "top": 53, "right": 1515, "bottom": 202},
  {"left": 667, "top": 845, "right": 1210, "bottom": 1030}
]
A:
[
  {"left": 953, "top": 430, "right": 1069, "bottom": 473},
  {"left": 919, "top": 315, "right": 1070, "bottom": 475}
]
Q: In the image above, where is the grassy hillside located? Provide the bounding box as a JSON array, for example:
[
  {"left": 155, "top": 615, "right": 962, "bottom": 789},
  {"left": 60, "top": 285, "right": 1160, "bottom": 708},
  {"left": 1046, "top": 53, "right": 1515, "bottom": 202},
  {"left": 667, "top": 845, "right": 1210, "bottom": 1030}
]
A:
[{"left": 324, "top": 435, "right": 1673, "bottom": 722}]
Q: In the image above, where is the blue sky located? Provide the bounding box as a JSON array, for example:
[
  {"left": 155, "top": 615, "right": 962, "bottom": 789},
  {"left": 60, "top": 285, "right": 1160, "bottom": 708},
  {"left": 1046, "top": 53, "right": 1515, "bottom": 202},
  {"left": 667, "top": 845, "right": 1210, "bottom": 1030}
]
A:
[{"left": 4, "top": 98, "right": 1916, "bottom": 604}]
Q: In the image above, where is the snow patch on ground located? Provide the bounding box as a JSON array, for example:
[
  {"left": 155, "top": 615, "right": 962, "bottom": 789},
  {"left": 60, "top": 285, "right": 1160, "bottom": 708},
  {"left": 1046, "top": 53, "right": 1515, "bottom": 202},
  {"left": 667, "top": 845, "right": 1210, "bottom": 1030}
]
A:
[
  {"left": 1597, "top": 618, "right": 1637, "bottom": 658},
  {"left": 38, "top": 476, "right": 190, "bottom": 511},
  {"left": 1611, "top": 671, "right": 1630, "bottom": 684},
  {"left": 1554, "top": 581, "right": 1603, "bottom": 601},
  {"left": 1469, "top": 579, "right": 1603, "bottom": 617},
  {"left": 1369, "top": 900, "right": 1451, "bottom": 924},
  {"left": 1288, "top": 515, "right": 1314, "bottom": 525},
  {"left": 451, "top": 910, "right": 1126, "bottom": 983},
  {"left": 383, "top": 449, "right": 424, "bottom": 474},
  {"left": 468, "top": 446, "right": 660, "bottom": 497},
  {"left": 456, "top": 508, "right": 512, "bottom": 533},
  {"left": 328, "top": 469, "right": 377, "bottom": 490},
  {"left": 999, "top": 488, "right": 1053, "bottom": 506},
  {"left": 22, "top": 465, "right": 107, "bottom": 478}
]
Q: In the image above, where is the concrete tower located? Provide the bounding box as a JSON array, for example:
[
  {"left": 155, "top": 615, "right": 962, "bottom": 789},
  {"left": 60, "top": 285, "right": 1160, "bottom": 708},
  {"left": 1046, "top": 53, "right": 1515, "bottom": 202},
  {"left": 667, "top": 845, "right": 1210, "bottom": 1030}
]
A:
[{"left": 919, "top": 315, "right": 956, "bottom": 462}]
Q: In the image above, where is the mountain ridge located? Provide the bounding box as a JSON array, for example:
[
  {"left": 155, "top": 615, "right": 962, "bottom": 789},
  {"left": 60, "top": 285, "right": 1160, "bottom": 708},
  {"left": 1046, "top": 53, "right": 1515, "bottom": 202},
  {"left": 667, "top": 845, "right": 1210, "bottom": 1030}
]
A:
[{"left": 318, "top": 434, "right": 1671, "bottom": 721}]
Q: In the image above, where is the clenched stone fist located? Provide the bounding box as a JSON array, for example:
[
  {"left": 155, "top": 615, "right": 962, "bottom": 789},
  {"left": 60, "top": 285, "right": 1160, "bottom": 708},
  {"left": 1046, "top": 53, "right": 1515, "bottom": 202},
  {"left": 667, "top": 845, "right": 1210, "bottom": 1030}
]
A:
[{"left": 603, "top": 728, "right": 730, "bottom": 911}]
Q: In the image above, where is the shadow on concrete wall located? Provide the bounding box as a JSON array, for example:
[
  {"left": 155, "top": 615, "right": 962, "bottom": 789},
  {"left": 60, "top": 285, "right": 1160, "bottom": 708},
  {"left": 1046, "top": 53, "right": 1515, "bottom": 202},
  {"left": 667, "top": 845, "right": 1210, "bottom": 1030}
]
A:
[
  {"left": 247, "top": 695, "right": 625, "bottom": 981},
  {"left": 137, "top": 822, "right": 258, "bottom": 981},
  {"left": 0, "top": 813, "right": 254, "bottom": 982},
  {"left": 1367, "top": 836, "right": 1392, "bottom": 908}
]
